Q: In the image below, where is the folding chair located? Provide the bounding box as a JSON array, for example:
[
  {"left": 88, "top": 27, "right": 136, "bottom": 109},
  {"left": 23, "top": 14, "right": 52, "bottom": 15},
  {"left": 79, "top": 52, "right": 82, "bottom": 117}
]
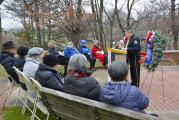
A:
[
  {"left": 30, "top": 78, "right": 49, "bottom": 120},
  {"left": 13, "top": 66, "right": 28, "bottom": 113},
  {"left": 18, "top": 71, "right": 49, "bottom": 120},
  {"left": 17, "top": 70, "right": 36, "bottom": 117},
  {"left": 0, "top": 64, "right": 19, "bottom": 106}
]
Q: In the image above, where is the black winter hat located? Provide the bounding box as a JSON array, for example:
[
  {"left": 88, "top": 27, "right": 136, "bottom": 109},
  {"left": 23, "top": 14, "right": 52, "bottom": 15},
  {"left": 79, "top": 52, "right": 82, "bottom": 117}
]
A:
[
  {"left": 43, "top": 55, "right": 58, "bottom": 67},
  {"left": 17, "top": 46, "right": 29, "bottom": 57},
  {"left": 3, "top": 41, "right": 15, "bottom": 50}
]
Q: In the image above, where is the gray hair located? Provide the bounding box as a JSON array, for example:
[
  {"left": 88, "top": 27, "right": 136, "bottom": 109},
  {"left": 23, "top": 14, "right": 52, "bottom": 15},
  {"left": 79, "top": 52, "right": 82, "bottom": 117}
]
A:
[
  {"left": 108, "top": 62, "right": 128, "bottom": 81},
  {"left": 67, "top": 54, "right": 88, "bottom": 72}
]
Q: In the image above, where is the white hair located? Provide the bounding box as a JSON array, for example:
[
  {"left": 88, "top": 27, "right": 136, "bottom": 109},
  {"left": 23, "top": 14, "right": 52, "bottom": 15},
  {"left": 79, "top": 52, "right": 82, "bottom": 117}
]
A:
[{"left": 67, "top": 54, "right": 88, "bottom": 72}]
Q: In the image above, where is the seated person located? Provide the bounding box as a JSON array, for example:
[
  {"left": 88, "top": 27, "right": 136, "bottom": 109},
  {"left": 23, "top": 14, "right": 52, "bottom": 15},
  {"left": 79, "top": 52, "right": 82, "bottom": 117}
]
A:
[
  {"left": 79, "top": 40, "right": 96, "bottom": 70},
  {"left": 15, "top": 46, "right": 29, "bottom": 71},
  {"left": 47, "top": 40, "right": 69, "bottom": 76},
  {"left": 100, "top": 62, "right": 149, "bottom": 113},
  {"left": 35, "top": 55, "right": 63, "bottom": 91},
  {"left": 47, "top": 40, "right": 59, "bottom": 56},
  {"left": 23, "top": 47, "right": 43, "bottom": 78},
  {"left": 64, "top": 42, "right": 79, "bottom": 59},
  {"left": 64, "top": 54, "right": 101, "bottom": 101},
  {"left": 91, "top": 40, "right": 107, "bottom": 68},
  {"left": 0, "top": 41, "right": 20, "bottom": 83}
]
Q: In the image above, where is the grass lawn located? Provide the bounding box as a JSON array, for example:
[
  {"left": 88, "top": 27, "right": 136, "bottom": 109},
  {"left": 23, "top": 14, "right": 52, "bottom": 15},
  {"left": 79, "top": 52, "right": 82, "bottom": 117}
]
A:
[{"left": 3, "top": 107, "right": 56, "bottom": 120}]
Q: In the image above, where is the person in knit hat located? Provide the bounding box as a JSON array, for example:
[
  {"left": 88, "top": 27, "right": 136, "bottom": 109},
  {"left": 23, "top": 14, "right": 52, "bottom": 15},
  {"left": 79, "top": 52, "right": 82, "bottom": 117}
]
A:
[
  {"left": 100, "top": 61, "right": 149, "bottom": 113},
  {"left": 15, "top": 46, "right": 29, "bottom": 71},
  {"left": 79, "top": 40, "right": 96, "bottom": 70},
  {"left": 35, "top": 55, "right": 63, "bottom": 91}
]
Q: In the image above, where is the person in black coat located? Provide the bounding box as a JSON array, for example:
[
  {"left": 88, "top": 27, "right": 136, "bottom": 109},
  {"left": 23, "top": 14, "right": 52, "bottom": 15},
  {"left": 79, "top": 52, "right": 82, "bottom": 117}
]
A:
[
  {"left": 47, "top": 40, "right": 69, "bottom": 76},
  {"left": 35, "top": 55, "right": 64, "bottom": 91},
  {"left": 15, "top": 46, "right": 29, "bottom": 71},
  {"left": 125, "top": 30, "right": 141, "bottom": 87},
  {"left": 0, "top": 41, "right": 20, "bottom": 83},
  {"left": 47, "top": 40, "right": 59, "bottom": 56},
  {"left": 64, "top": 54, "right": 101, "bottom": 101}
]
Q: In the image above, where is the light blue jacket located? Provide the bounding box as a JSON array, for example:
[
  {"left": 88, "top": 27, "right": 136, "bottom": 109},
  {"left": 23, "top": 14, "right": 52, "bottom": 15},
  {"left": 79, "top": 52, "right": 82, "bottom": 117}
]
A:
[
  {"left": 100, "top": 82, "right": 149, "bottom": 113},
  {"left": 23, "top": 57, "right": 40, "bottom": 78}
]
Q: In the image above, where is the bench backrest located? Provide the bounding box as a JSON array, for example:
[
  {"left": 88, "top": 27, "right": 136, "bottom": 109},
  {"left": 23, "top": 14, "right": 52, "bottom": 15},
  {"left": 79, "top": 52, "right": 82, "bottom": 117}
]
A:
[{"left": 40, "top": 87, "right": 158, "bottom": 120}]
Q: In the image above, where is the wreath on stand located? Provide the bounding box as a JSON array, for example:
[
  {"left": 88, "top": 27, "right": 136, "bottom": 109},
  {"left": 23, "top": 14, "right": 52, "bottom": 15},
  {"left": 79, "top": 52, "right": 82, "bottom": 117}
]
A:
[{"left": 143, "top": 31, "right": 166, "bottom": 72}]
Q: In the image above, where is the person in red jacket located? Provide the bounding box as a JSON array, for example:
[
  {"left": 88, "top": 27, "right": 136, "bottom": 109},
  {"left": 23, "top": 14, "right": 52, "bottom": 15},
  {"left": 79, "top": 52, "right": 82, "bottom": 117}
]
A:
[{"left": 91, "top": 40, "right": 107, "bottom": 68}]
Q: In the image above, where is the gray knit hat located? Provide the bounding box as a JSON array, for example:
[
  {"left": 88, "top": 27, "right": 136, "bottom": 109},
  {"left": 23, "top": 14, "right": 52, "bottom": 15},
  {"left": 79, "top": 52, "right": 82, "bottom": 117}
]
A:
[
  {"left": 108, "top": 61, "right": 128, "bottom": 81},
  {"left": 28, "top": 47, "right": 43, "bottom": 56}
]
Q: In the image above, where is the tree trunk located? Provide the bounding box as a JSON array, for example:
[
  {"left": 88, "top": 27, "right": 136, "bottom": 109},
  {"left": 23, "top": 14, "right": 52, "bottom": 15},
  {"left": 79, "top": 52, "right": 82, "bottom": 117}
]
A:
[
  {"left": 115, "top": 0, "right": 125, "bottom": 35},
  {"left": 91, "top": 0, "right": 98, "bottom": 40},
  {"left": 110, "top": 23, "right": 113, "bottom": 48},
  {"left": 98, "top": 0, "right": 104, "bottom": 50},
  {"left": 0, "top": 8, "right": 2, "bottom": 49},
  {"left": 0, "top": 4, "right": 3, "bottom": 49},
  {"left": 171, "top": 0, "right": 178, "bottom": 50},
  {"left": 76, "top": 0, "right": 82, "bottom": 19},
  {"left": 34, "top": 0, "right": 42, "bottom": 46}
]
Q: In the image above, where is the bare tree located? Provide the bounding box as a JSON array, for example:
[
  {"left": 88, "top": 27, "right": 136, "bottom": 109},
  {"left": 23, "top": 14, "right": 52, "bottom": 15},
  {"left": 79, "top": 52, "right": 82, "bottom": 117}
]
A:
[
  {"left": 171, "top": 0, "right": 178, "bottom": 50},
  {"left": 0, "top": 0, "right": 4, "bottom": 48}
]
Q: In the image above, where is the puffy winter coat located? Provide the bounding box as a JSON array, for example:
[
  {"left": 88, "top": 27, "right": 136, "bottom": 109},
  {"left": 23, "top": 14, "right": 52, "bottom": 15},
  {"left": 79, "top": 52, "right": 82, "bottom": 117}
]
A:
[
  {"left": 64, "top": 47, "right": 79, "bottom": 58},
  {"left": 64, "top": 75, "right": 101, "bottom": 101},
  {"left": 15, "top": 57, "right": 26, "bottom": 71},
  {"left": 100, "top": 82, "right": 149, "bottom": 113},
  {"left": 79, "top": 46, "right": 94, "bottom": 61},
  {"left": 0, "top": 51, "right": 20, "bottom": 83},
  {"left": 35, "top": 64, "right": 64, "bottom": 91}
]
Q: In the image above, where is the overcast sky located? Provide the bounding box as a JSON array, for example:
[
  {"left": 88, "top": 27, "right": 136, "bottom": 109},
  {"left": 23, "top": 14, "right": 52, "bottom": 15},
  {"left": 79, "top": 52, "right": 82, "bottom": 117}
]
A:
[{"left": 1, "top": 0, "right": 179, "bottom": 30}]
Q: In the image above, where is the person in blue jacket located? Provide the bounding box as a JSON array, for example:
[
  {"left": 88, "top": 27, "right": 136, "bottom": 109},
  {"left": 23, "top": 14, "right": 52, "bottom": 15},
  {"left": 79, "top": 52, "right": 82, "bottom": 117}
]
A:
[
  {"left": 64, "top": 42, "right": 79, "bottom": 58},
  {"left": 79, "top": 40, "right": 96, "bottom": 70},
  {"left": 100, "top": 61, "right": 149, "bottom": 113}
]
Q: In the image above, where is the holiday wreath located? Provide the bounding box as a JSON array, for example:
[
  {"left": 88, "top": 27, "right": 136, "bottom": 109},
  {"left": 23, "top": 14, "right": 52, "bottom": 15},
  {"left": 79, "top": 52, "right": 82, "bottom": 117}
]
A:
[{"left": 143, "top": 31, "right": 166, "bottom": 72}]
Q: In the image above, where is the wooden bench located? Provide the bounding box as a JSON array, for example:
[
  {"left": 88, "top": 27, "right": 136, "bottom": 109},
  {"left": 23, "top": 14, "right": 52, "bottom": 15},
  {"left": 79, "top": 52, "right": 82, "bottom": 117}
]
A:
[{"left": 39, "top": 87, "right": 159, "bottom": 120}]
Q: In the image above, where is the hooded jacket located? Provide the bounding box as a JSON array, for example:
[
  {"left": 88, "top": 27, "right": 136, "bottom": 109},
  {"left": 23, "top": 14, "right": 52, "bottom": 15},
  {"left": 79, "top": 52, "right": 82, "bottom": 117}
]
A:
[
  {"left": 23, "top": 57, "right": 40, "bottom": 78},
  {"left": 0, "top": 51, "right": 20, "bottom": 83},
  {"left": 100, "top": 82, "right": 149, "bottom": 113},
  {"left": 64, "top": 75, "right": 101, "bottom": 101},
  {"left": 35, "top": 64, "right": 64, "bottom": 91}
]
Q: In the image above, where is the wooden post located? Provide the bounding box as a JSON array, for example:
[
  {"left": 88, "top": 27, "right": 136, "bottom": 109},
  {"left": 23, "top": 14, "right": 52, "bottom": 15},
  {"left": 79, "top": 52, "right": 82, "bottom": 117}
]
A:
[{"left": 108, "top": 48, "right": 111, "bottom": 81}]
